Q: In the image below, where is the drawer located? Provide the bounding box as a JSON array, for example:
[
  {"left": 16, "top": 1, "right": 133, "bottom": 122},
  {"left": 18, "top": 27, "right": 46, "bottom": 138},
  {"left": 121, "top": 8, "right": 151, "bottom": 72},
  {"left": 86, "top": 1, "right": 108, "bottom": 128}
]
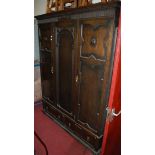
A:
[
  {"left": 45, "top": 103, "right": 59, "bottom": 118},
  {"left": 82, "top": 127, "right": 102, "bottom": 150},
  {"left": 64, "top": 117, "right": 84, "bottom": 138},
  {"left": 43, "top": 101, "right": 102, "bottom": 151},
  {"left": 44, "top": 101, "right": 73, "bottom": 125},
  {"left": 73, "top": 123, "right": 102, "bottom": 151},
  {"left": 40, "top": 64, "right": 52, "bottom": 80},
  {"left": 61, "top": 114, "right": 102, "bottom": 151}
]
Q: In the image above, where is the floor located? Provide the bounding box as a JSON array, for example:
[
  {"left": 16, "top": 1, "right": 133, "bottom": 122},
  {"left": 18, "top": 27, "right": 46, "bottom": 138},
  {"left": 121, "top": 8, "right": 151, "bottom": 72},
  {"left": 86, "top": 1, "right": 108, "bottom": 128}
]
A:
[{"left": 34, "top": 103, "right": 93, "bottom": 155}]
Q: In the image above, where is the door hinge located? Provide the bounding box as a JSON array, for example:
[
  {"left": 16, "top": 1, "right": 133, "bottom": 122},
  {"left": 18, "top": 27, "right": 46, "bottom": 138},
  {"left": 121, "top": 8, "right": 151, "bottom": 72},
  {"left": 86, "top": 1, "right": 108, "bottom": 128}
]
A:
[{"left": 106, "top": 107, "right": 121, "bottom": 122}]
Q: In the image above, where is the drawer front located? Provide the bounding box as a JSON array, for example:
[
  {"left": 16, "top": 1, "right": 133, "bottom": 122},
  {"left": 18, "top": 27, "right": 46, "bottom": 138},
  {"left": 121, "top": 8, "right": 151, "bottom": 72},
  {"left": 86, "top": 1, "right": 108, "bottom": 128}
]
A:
[
  {"left": 73, "top": 123, "right": 102, "bottom": 151},
  {"left": 43, "top": 101, "right": 102, "bottom": 151},
  {"left": 44, "top": 101, "right": 60, "bottom": 119},
  {"left": 81, "top": 126, "right": 102, "bottom": 150}
]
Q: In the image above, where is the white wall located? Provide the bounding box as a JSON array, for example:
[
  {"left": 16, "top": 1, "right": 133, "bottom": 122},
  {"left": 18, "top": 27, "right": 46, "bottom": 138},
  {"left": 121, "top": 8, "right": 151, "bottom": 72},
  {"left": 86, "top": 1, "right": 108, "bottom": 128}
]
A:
[
  {"left": 34, "top": 19, "right": 40, "bottom": 61},
  {"left": 34, "top": 0, "right": 47, "bottom": 62},
  {"left": 34, "top": 0, "right": 47, "bottom": 16},
  {"left": 92, "top": 0, "right": 102, "bottom": 3}
]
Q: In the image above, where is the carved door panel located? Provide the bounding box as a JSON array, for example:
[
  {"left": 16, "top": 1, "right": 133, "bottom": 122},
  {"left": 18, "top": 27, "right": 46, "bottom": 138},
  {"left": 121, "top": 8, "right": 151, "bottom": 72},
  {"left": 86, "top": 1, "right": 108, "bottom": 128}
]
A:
[
  {"left": 56, "top": 20, "right": 77, "bottom": 117},
  {"left": 39, "top": 23, "right": 56, "bottom": 105},
  {"left": 77, "top": 18, "right": 115, "bottom": 134}
]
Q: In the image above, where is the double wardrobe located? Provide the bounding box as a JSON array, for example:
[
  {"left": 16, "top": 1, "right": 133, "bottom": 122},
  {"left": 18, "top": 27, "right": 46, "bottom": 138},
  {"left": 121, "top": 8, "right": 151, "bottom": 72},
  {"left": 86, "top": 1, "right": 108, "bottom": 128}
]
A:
[{"left": 35, "top": 2, "right": 120, "bottom": 154}]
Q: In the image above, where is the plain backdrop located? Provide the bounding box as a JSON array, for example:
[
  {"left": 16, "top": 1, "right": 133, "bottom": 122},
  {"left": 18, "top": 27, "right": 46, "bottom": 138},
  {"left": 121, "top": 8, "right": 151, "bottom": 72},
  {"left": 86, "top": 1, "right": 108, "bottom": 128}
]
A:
[{"left": 0, "top": 0, "right": 155, "bottom": 155}]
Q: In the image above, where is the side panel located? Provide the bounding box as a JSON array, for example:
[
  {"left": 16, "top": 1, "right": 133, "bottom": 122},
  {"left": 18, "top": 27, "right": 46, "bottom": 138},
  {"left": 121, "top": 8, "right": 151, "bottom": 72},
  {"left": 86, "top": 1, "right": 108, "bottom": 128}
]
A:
[{"left": 39, "top": 23, "right": 56, "bottom": 105}]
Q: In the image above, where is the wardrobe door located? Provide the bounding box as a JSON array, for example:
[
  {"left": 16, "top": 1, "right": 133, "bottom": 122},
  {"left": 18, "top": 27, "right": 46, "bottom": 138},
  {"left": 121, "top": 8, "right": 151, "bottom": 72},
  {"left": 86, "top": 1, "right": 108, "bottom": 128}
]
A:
[
  {"left": 77, "top": 18, "right": 115, "bottom": 134},
  {"left": 39, "top": 23, "right": 56, "bottom": 105},
  {"left": 55, "top": 20, "right": 77, "bottom": 117}
]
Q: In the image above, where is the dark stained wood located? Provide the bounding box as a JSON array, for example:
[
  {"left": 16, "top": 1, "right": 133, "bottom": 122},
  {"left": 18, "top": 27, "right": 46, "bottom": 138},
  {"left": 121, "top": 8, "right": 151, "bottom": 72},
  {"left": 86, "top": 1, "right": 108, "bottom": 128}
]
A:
[
  {"left": 39, "top": 23, "right": 56, "bottom": 105},
  {"left": 101, "top": 15, "right": 121, "bottom": 155},
  {"left": 40, "top": 63, "right": 52, "bottom": 101},
  {"left": 37, "top": 3, "right": 120, "bottom": 153},
  {"left": 77, "top": 18, "right": 115, "bottom": 135},
  {"left": 78, "top": 61, "right": 104, "bottom": 133},
  {"left": 39, "top": 23, "right": 55, "bottom": 50},
  {"left": 58, "top": 28, "right": 73, "bottom": 113},
  {"left": 43, "top": 100, "right": 103, "bottom": 151},
  {"left": 80, "top": 18, "right": 114, "bottom": 60},
  {"left": 55, "top": 20, "right": 77, "bottom": 118}
]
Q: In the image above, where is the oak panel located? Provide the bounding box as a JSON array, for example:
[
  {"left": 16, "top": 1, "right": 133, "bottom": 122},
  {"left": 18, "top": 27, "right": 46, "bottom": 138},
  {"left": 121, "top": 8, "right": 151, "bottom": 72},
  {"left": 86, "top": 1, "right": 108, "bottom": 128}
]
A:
[{"left": 58, "top": 29, "right": 73, "bottom": 113}]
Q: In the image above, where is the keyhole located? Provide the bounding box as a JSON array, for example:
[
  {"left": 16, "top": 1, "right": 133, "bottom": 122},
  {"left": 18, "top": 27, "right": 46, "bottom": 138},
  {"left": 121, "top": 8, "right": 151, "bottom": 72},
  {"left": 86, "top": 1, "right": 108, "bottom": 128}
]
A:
[{"left": 90, "top": 37, "right": 97, "bottom": 47}]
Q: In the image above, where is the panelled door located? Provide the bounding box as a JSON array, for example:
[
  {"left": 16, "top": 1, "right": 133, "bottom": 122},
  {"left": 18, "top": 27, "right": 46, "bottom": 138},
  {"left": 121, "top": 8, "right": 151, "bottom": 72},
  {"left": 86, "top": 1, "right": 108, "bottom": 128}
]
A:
[
  {"left": 39, "top": 23, "right": 56, "bottom": 106},
  {"left": 55, "top": 19, "right": 77, "bottom": 118},
  {"left": 76, "top": 18, "right": 115, "bottom": 135}
]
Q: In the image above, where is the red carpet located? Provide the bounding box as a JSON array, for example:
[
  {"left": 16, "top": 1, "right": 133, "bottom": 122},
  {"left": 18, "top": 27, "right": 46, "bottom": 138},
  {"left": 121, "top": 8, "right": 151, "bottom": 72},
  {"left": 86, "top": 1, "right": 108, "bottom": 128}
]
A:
[{"left": 34, "top": 104, "right": 93, "bottom": 155}]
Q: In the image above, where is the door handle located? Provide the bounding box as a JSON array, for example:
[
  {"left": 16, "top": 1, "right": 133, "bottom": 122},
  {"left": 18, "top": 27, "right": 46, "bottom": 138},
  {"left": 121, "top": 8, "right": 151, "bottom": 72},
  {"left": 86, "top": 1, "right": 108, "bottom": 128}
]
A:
[
  {"left": 106, "top": 107, "right": 121, "bottom": 122},
  {"left": 75, "top": 75, "right": 78, "bottom": 83},
  {"left": 112, "top": 109, "right": 121, "bottom": 117},
  {"left": 51, "top": 66, "right": 54, "bottom": 74}
]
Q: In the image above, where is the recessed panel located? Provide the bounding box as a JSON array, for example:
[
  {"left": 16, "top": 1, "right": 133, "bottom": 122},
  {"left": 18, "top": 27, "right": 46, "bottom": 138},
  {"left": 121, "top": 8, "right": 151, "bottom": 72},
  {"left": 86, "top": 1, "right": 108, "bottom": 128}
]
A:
[
  {"left": 58, "top": 29, "right": 74, "bottom": 113},
  {"left": 78, "top": 61, "right": 104, "bottom": 131},
  {"left": 80, "top": 18, "right": 113, "bottom": 60}
]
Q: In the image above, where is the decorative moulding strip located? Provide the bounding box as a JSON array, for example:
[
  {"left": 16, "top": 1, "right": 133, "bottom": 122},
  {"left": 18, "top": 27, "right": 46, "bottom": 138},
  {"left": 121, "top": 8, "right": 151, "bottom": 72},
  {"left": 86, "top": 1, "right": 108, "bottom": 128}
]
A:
[
  {"left": 37, "top": 9, "right": 115, "bottom": 24},
  {"left": 44, "top": 99, "right": 103, "bottom": 139},
  {"left": 80, "top": 55, "right": 106, "bottom": 63},
  {"left": 78, "top": 120, "right": 98, "bottom": 133},
  {"left": 38, "top": 18, "right": 58, "bottom": 24},
  {"left": 71, "top": 9, "right": 115, "bottom": 19},
  {"left": 57, "top": 104, "right": 73, "bottom": 116}
]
